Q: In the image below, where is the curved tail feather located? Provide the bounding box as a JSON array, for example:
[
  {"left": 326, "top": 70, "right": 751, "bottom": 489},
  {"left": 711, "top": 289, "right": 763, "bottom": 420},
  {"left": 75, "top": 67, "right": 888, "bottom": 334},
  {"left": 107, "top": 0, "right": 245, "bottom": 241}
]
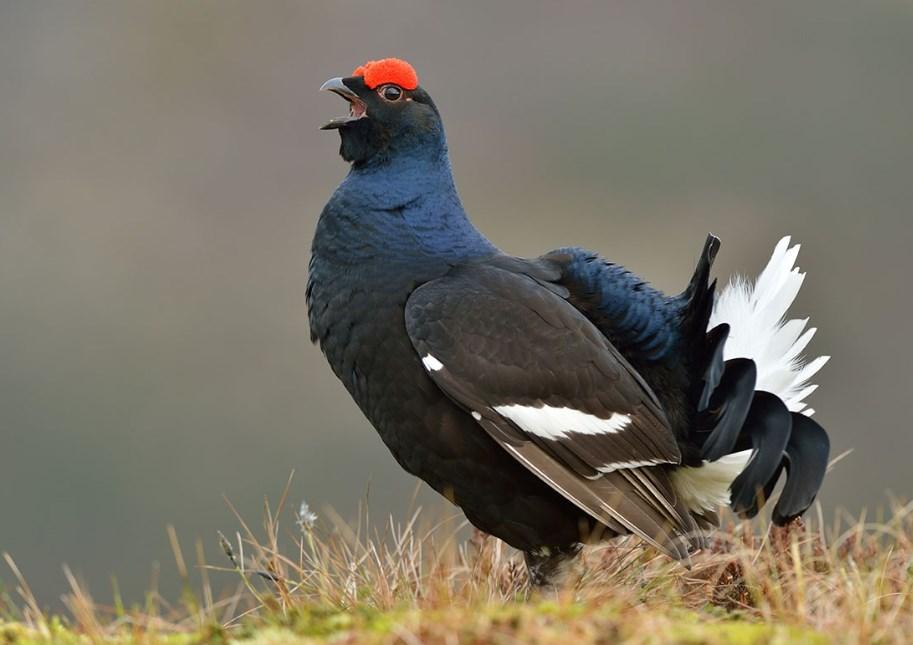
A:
[
  {"left": 728, "top": 392, "right": 793, "bottom": 516},
  {"left": 773, "top": 414, "right": 830, "bottom": 524},
  {"left": 698, "top": 356, "right": 757, "bottom": 461}
]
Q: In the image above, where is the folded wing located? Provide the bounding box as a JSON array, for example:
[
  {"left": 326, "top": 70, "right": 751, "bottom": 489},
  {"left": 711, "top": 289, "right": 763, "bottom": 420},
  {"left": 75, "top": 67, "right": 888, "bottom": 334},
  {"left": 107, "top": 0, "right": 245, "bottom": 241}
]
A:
[{"left": 405, "top": 262, "right": 702, "bottom": 557}]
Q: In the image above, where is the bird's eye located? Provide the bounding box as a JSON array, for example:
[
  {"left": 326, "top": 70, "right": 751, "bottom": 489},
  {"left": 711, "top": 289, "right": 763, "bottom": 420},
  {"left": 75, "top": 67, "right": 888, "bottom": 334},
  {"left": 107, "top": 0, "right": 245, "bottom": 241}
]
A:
[{"left": 379, "top": 85, "right": 403, "bottom": 102}]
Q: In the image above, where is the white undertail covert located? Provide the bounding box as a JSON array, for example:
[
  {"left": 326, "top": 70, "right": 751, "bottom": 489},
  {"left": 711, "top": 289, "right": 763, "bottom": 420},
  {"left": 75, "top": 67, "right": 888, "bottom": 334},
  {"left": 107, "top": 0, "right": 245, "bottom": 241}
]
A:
[{"left": 709, "top": 237, "right": 829, "bottom": 415}]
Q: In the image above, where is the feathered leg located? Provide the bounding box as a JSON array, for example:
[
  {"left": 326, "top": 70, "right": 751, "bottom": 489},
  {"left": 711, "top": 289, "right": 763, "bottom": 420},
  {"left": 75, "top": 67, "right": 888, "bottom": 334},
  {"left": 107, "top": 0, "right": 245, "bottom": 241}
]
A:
[{"left": 524, "top": 544, "right": 583, "bottom": 588}]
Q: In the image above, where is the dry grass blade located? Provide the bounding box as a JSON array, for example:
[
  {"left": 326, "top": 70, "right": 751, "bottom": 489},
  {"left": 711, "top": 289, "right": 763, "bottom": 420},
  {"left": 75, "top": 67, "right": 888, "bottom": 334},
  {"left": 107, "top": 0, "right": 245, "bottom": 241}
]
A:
[
  {"left": 62, "top": 564, "right": 104, "bottom": 640},
  {"left": 2, "top": 552, "right": 49, "bottom": 637}
]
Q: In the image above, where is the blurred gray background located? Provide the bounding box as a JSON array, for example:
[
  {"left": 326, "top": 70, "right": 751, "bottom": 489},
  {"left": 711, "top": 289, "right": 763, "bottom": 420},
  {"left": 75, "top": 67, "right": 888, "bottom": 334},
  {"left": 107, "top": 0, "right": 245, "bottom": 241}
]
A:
[{"left": 2, "top": 0, "right": 911, "bottom": 607}]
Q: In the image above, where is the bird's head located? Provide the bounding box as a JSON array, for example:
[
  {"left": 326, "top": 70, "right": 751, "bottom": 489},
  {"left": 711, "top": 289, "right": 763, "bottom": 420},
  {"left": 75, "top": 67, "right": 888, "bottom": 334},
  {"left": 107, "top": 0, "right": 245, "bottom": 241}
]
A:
[{"left": 320, "top": 58, "right": 444, "bottom": 166}]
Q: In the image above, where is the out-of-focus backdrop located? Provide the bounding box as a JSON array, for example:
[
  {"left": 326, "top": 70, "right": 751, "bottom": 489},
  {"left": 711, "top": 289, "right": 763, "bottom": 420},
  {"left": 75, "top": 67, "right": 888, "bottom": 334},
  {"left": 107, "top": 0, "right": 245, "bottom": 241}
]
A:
[{"left": 2, "top": 0, "right": 911, "bottom": 606}]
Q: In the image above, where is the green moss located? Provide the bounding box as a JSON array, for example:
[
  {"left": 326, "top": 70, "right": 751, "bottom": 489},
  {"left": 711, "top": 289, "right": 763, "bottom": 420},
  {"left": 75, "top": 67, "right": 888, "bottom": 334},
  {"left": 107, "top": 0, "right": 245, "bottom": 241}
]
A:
[
  {"left": 0, "top": 619, "right": 85, "bottom": 645},
  {"left": 665, "top": 620, "right": 827, "bottom": 644},
  {"left": 0, "top": 604, "right": 828, "bottom": 644}
]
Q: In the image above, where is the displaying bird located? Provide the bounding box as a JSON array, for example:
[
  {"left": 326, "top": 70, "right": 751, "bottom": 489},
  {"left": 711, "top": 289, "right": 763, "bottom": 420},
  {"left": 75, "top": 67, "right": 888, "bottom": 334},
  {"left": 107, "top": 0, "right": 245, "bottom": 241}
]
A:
[{"left": 307, "top": 58, "right": 831, "bottom": 586}]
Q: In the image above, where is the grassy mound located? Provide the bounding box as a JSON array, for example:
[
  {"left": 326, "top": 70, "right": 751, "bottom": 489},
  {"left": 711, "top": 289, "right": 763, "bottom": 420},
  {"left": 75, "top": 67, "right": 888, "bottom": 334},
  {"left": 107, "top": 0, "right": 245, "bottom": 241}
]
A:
[{"left": 2, "top": 483, "right": 911, "bottom": 643}]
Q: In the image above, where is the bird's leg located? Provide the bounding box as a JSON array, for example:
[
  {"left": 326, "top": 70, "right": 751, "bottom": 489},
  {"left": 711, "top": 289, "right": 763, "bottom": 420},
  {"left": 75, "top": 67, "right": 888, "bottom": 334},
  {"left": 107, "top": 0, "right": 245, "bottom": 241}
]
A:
[{"left": 523, "top": 543, "right": 583, "bottom": 589}]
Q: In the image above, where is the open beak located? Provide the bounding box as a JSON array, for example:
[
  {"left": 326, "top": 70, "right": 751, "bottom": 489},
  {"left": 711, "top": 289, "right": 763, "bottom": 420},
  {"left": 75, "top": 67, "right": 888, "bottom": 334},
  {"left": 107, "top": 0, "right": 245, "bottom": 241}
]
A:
[{"left": 320, "top": 77, "right": 368, "bottom": 130}]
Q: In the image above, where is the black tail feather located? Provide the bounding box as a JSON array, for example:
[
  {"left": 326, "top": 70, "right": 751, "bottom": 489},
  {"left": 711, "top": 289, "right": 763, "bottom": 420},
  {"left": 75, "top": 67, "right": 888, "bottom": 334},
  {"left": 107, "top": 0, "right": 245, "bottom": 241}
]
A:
[
  {"left": 678, "top": 234, "right": 721, "bottom": 340},
  {"left": 699, "top": 358, "right": 757, "bottom": 461},
  {"left": 729, "top": 392, "right": 793, "bottom": 517},
  {"left": 698, "top": 323, "right": 729, "bottom": 412},
  {"left": 681, "top": 234, "right": 721, "bottom": 307},
  {"left": 772, "top": 414, "right": 830, "bottom": 525},
  {"left": 739, "top": 463, "right": 784, "bottom": 519}
]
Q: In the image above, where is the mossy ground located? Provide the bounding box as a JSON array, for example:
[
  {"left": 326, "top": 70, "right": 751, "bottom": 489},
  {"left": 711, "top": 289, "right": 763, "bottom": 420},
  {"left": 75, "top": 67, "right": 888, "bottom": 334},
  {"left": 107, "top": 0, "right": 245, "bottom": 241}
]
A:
[{"left": 1, "top": 602, "right": 825, "bottom": 644}]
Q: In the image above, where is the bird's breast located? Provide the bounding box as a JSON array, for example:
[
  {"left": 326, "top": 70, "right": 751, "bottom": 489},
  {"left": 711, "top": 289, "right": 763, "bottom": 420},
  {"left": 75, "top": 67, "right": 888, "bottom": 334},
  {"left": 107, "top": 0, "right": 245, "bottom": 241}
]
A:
[{"left": 308, "top": 252, "right": 444, "bottom": 415}]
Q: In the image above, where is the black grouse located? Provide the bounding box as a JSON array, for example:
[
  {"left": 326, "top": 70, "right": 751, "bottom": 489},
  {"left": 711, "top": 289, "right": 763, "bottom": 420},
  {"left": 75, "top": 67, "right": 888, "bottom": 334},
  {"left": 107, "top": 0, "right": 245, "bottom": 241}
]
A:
[{"left": 307, "top": 58, "right": 831, "bottom": 585}]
